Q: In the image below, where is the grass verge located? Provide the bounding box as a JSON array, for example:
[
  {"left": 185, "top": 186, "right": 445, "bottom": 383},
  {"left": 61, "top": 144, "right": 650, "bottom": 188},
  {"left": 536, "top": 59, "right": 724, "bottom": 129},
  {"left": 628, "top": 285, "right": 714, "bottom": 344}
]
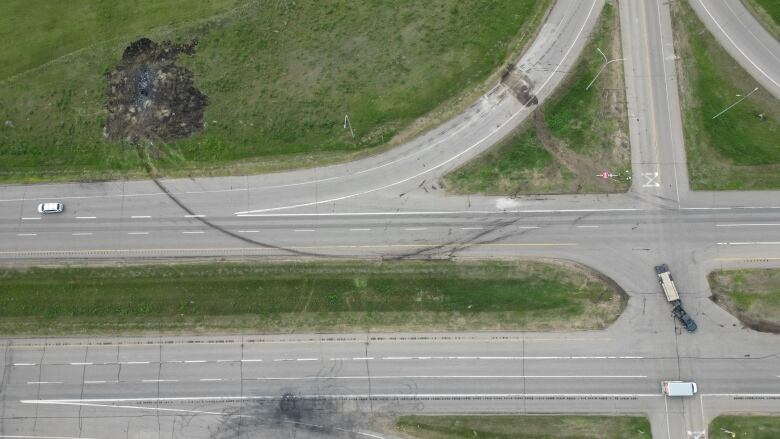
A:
[
  {"left": 395, "top": 414, "right": 652, "bottom": 439},
  {"left": 710, "top": 415, "right": 780, "bottom": 439},
  {"left": 442, "top": 2, "right": 630, "bottom": 195},
  {"left": 708, "top": 268, "right": 780, "bottom": 333},
  {"left": 671, "top": 0, "right": 780, "bottom": 190},
  {"left": 0, "top": 260, "right": 625, "bottom": 336},
  {"left": 0, "top": 0, "right": 550, "bottom": 183},
  {"left": 743, "top": 0, "right": 780, "bottom": 40}
]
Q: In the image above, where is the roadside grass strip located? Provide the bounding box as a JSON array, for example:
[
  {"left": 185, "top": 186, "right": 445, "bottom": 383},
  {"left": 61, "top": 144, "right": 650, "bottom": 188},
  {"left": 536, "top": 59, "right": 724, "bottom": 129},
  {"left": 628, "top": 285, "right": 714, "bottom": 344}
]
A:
[
  {"left": 708, "top": 268, "right": 780, "bottom": 334},
  {"left": 710, "top": 415, "right": 780, "bottom": 439},
  {"left": 672, "top": 0, "right": 780, "bottom": 190},
  {"left": 0, "top": 260, "right": 624, "bottom": 335},
  {"left": 395, "top": 414, "right": 652, "bottom": 439}
]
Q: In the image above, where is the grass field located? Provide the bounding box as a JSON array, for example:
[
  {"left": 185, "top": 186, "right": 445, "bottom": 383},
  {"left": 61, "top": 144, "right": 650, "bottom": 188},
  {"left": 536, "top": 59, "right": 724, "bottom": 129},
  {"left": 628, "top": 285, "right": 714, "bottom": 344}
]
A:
[
  {"left": 671, "top": 0, "right": 780, "bottom": 190},
  {"left": 744, "top": 0, "right": 780, "bottom": 39},
  {"left": 443, "top": 3, "right": 630, "bottom": 195},
  {"left": 395, "top": 415, "right": 652, "bottom": 439},
  {"left": 0, "top": 260, "right": 625, "bottom": 335},
  {"left": 710, "top": 415, "right": 780, "bottom": 439},
  {"left": 0, "top": 0, "right": 550, "bottom": 182},
  {"left": 709, "top": 268, "right": 780, "bottom": 333}
]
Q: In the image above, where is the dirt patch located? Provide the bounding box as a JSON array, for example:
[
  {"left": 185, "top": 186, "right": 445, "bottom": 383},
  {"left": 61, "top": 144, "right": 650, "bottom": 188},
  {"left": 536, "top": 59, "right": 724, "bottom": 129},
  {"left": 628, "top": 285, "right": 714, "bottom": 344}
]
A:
[{"left": 104, "top": 38, "right": 207, "bottom": 143}]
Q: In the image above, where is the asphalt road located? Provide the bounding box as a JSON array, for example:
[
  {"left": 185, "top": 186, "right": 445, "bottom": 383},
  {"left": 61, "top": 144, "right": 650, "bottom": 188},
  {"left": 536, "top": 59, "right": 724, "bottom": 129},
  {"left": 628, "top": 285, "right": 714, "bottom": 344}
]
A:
[{"left": 1, "top": 0, "right": 780, "bottom": 438}]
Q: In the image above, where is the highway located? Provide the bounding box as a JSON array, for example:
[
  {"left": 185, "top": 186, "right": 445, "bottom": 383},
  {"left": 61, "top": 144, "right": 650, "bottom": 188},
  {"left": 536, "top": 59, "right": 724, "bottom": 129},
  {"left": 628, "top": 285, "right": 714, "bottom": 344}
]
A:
[{"left": 1, "top": 0, "right": 780, "bottom": 438}]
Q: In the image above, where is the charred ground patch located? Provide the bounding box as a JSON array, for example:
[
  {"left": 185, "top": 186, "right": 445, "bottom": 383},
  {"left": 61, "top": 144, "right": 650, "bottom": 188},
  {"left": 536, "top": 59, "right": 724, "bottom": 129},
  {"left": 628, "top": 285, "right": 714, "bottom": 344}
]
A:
[{"left": 105, "top": 38, "right": 207, "bottom": 144}]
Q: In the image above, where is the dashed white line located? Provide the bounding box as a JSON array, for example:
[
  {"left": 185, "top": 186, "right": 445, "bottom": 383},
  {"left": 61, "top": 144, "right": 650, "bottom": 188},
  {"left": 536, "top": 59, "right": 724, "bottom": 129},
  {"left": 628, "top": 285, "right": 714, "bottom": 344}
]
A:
[
  {"left": 576, "top": 225, "right": 600, "bottom": 228},
  {"left": 296, "top": 358, "right": 319, "bottom": 362},
  {"left": 715, "top": 223, "right": 780, "bottom": 227},
  {"left": 200, "top": 378, "right": 222, "bottom": 382},
  {"left": 27, "top": 381, "right": 62, "bottom": 385},
  {"left": 21, "top": 217, "right": 40, "bottom": 220},
  {"left": 72, "top": 232, "right": 93, "bottom": 236},
  {"left": 253, "top": 375, "right": 647, "bottom": 381},
  {"left": 349, "top": 228, "right": 371, "bottom": 231},
  {"left": 142, "top": 379, "right": 178, "bottom": 383},
  {"left": 70, "top": 362, "right": 93, "bottom": 366},
  {"left": 76, "top": 216, "right": 97, "bottom": 219},
  {"left": 184, "top": 360, "right": 206, "bottom": 363},
  {"left": 127, "top": 232, "right": 149, "bottom": 235},
  {"left": 131, "top": 215, "right": 151, "bottom": 219},
  {"left": 240, "top": 359, "right": 263, "bottom": 363},
  {"left": 122, "top": 361, "right": 150, "bottom": 365},
  {"left": 460, "top": 227, "right": 484, "bottom": 230},
  {"left": 404, "top": 227, "right": 427, "bottom": 231},
  {"left": 17, "top": 233, "right": 37, "bottom": 236},
  {"left": 352, "top": 357, "right": 374, "bottom": 361},
  {"left": 294, "top": 229, "right": 315, "bottom": 232},
  {"left": 184, "top": 214, "right": 206, "bottom": 218},
  {"left": 182, "top": 231, "right": 205, "bottom": 234},
  {"left": 85, "top": 380, "right": 107, "bottom": 384},
  {"left": 13, "top": 363, "right": 36, "bottom": 366},
  {"left": 717, "top": 242, "right": 780, "bottom": 246},
  {"left": 238, "top": 230, "right": 259, "bottom": 233},
  {"left": 517, "top": 226, "right": 540, "bottom": 229}
]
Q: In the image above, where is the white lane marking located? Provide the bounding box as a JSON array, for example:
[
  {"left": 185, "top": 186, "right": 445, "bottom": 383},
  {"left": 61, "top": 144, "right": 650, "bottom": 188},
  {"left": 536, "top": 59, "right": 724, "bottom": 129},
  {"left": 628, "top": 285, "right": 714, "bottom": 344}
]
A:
[
  {"left": 72, "top": 232, "right": 93, "bottom": 236},
  {"left": 518, "top": 226, "right": 540, "bottom": 229},
  {"left": 294, "top": 229, "right": 315, "bottom": 232},
  {"left": 131, "top": 215, "right": 151, "bottom": 219},
  {"left": 380, "top": 355, "right": 642, "bottom": 361},
  {"left": 240, "top": 359, "right": 263, "bottom": 363},
  {"left": 127, "top": 232, "right": 149, "bottom": 235},
  {"left": 21, "top": 217, "right": 40, "bottom": 220},
  {"left": 27, "top": 381, "right": 62, "bottom": 385},
  {"left": 200, "top": 378, "right": 222, "bottom": 382},
  {"left": 696, "top": 0, "right": 780, "bottom": 89},
  {"left": 237, "top": 230, "right": 259, "bottom": 233},
  {"left": 16, "top": 233, "right": 36, "bottom": 236},
  {"left": 721, "top": 0, "right": 780, "bottom": 63},
  {"left": 142, "top": 379, "right": 178, "bottom": 383},
  {"left": 253, "top": 375, "right": 648, "bottom": 380},
  {"left": 181, "top": 231, "right": 205, "bottom": 234},
  {"left": 682, "top": 206, "right": 780, "bottom": 210},
  {"left": 295, "top": 358, "right": 319, "bottom": 362},
  {"left": 184, "top": 214, "right": 206, "bottom": 218},
  {"left": 349, "top": 228, "right": 371, "bottom": 231},
  {"left": 234, "top": 1, "right": 601, "bottom": 216},
  {"left": 84, "top": 380, "right": 107, "bottom": 384},
  {"left": 122, "top": 361, "right": 150, "bottom": 365},
  {"left": 717, "top": 242, "right": 780, "bottom": 245},
  {"left": 23, "top": 392, "right": 661, "bottom": 404},
  {"left": 237, "top": 208, "right": 641, "bottom": 217},
  {"left": 460, "top": 227, "right": 484, "bottom": 230},
  {"left": 654, "top": 0, "right": 681, "bottom": 204},
  {"left": 576, "top": 225, "right": 599, "bottom": 228},
  {"left": 352, "top": 357, "right": 374, "bottom": 361},
  {"left": 13, "top": 363, "right": 37, "bottom": 366},
  {"left": 76, "top": 216, "right": 96, "bottom": 219},
  {"left": 184, "top": 360, "right": 206, "bottom": 363},
  {"left": 716, "top": 223, "right": 780, "bottom": 227},
  {"left": 404, "top": 227, "right": 427, "bottom": 231},
  {"left": 70, "top": 362, "right": 92, "bottom": 366}
]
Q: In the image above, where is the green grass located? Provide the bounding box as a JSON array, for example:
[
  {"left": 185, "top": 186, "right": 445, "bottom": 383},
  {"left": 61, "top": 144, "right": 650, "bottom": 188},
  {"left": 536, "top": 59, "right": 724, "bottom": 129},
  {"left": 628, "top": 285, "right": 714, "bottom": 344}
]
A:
[
  {"left": 442, "top": 3, "right": 630, "bottom": 195},
  {"left": 0, "top": 0, "right": 550, "bottom": 182},
  {"left": 708, "top": 269, "right": 780, "bottom": 333},
  {"left": 672, "top": 0, "right": 780, "bottom": 190},
  {"left": 753, "top": 0, "right": 780, "bottom": 24},
  {"left": 0, "top": 260, "right": 625, "bottom": 335},
  {"left": 710, "top": 415, "right": 780, "bottom": 439},
  {"left": 395, "top": 415, "right": 652, "bottom": 439},
  {"left": 743, "top": 0, "right": 780, "bottom": 40}
]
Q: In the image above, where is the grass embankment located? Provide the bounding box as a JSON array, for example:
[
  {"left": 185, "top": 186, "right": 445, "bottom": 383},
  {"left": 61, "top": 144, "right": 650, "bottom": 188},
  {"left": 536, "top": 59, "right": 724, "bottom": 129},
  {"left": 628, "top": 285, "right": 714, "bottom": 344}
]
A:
[
  {"left": 443, "top": 3, "right": 630, "bottom": 195},
  {"left": 743, "top": 0, "right": 780, "bottom": 39},
  {"left": 395, "top": 415, "right": 652, "bottom": 439},
  {"left": 671, "top": 1, "right": 780, "bottom": 190},
  {"left": 0, "top": 260, "right": 625, "bottom": 335},
  {"left": 709, "top": 268, "right": 780, "bottom": 333},
  {"left": 0, "top": 0, "right": 550, "bottom": 182},
  {"left": 710, "top": 415, "right": 780, "bottom": 439}
]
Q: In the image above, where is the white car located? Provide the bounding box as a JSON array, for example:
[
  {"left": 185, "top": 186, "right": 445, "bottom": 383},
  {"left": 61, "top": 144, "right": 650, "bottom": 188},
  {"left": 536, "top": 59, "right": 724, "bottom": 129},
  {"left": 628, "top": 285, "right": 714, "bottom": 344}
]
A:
[{"left": 37, "top": 202, "right": 64, "bottom": 214}]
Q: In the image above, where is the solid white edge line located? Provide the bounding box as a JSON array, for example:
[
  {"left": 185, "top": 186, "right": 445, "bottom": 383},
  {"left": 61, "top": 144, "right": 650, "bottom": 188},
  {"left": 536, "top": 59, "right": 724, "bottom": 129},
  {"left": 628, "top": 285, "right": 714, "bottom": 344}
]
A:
[
  {"left": 236, "top": 208, "right": 642, "bottom": 217},
  {"left": 716, "top": 223, "right": 780, "bottom": 227}
]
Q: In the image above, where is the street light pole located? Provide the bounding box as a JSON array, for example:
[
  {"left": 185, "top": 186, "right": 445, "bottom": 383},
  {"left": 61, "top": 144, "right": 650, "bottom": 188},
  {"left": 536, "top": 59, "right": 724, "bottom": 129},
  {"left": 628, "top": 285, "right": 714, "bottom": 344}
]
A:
[
  {"left": 586, "top": 48, "right": 625, "bottom": 91},
  {"left": 711, "top": 87, "right": 759, "bottom": 119}
]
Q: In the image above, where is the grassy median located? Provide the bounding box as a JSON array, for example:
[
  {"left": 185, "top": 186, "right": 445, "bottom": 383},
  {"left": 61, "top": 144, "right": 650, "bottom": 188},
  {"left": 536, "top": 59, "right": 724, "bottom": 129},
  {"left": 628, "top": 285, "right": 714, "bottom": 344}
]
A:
[
  {"left": 709, "top": 268, "right": 780, "bottom": 333},
  {"left": 0, "top": 0, "right": 549, "bottom": 182},
  {"left": 710, "top": 415, "right": 780, "bottom": 439},
  {"left": 671, "top": 0, "right": 780, "bottom": 190},
  {"left": 443, "top": 3, "right": 630, "bottom": 195},
  {"left": 0, "top": 260, "right": 625, "bottom": 335},
  {"left": 395, "top": 415, "right": 652, "bottom": 439},
  {"left": 744, "top": 0, "right": 780, "bottom": 39}
]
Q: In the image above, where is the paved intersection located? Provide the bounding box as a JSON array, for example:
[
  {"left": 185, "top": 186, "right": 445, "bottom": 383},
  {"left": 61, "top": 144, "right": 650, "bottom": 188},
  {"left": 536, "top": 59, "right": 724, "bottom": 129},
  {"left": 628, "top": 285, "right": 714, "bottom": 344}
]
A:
[{"left": 1, "top": 1, "right": 779, "bottom": 438}]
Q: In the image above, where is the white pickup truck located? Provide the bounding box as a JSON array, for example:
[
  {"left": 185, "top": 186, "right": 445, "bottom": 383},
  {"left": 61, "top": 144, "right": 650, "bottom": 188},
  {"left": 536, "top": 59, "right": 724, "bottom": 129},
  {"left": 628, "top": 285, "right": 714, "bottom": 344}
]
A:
[{"left": 662, "top": 380, "right": 698, "bottom": 397}]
